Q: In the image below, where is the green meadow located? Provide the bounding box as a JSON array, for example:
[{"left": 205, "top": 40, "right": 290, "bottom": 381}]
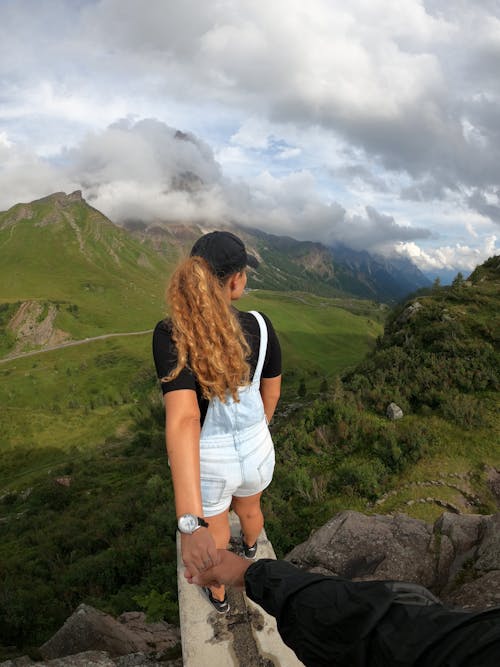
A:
[{"left": 0, "top": 290, "right": 384, "bottom": 492}]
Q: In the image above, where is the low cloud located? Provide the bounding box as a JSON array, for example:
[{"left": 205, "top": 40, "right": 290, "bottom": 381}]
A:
[
  {"left": 395, "top": 236, "right": 499, "bottom": 272},
  {"left": 0, "top": 118, "right": 434, "bottom": 259}
]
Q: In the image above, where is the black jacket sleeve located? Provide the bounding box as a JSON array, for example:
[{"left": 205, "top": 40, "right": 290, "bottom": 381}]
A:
[
  {"left": 244, "top": 560, "right": 500, "bottom": 667},
  {"left": 244, "top": 559, "right": 396, "bottom": 667}
]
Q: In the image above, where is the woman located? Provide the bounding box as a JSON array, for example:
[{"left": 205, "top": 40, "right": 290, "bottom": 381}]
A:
[{"left": 152, "top": 231, "right": 281, "bottom": 613}]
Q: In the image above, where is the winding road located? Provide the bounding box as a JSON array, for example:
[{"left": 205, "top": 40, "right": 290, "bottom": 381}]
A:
[{"left": 0, "top": 329, "right": 154, "bottom": 365}]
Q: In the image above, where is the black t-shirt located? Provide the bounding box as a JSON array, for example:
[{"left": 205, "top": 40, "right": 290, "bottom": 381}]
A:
[{"left": 152, "top": 309, "right": 281, "bottom": 425}]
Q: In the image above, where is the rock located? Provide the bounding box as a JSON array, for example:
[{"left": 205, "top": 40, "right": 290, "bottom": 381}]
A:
[
  {"left": 54, "top": 477, "right": 71, "bottom": 488},
  {"left": 434, "top": 512, "right": 486, "bottom": 554},
  {"left": 475, "top": 514, "right": 500, "bottom": 572},
  {"left": 117, "top": 612, "right": 179, "bottom": 657},
  {"left": 486, "top": 466, "right": 500, "bottom": 506},
  {"left": 43, "top": 651, "right": 116, "bottom": 666},
  {"left": 39, "top": 605, "right": 150, "bottom": 660},
  {"left": 0, "top": 657, "right": 35, "bottom": 666},
  {"left": 397, "top": 301, "right": 423, "bottom": 323},
  {"left": 0, "top": 653, "right": 114, "bottom": 667},
  {"left": 386, "top": 403, "right": 403, "bottom": 420},
  {"left": 0, "top": 653, "right": 182, "bottom": 667},
  {"left": 443, "top": 571, "right": 500, "bottom": 610},
  {"left": 286, "top": 510, "right": 451, "bottom": 589}
]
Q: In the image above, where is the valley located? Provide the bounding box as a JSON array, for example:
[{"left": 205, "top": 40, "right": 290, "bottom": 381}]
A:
[{"left": 0, "top": 192, "right": 498, "bottom": 660}]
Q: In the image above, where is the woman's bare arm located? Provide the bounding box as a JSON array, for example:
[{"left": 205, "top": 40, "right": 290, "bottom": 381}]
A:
[
  {"left": 260, "top": 375, "right": 282, "bottom": 422},
  {"left": 165, "top": 389, "right": 218, "bottom": 572}
]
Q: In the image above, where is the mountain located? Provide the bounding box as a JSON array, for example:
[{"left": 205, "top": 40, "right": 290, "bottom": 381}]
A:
[
  {"left": 0, "top": 191, "right": 172, "bottom": 353},
  {"left": 0, "top": 189, "right": 430, "bottom": 359},
  {"left": 329, "top": 243, "right": 431, "bottom": 301},
  {"left": 124, "top": 219, "right": 429, "bottom": 301}
]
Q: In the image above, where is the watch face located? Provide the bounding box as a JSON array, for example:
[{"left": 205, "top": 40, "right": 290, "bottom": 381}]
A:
[{"left": 178, "top": 514, "right": 197, "bottom": 534}]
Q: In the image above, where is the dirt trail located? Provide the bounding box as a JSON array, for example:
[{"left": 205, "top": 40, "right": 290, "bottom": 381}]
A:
[{"left": 0, "top": 329, "right": 154, "bottom": 365}]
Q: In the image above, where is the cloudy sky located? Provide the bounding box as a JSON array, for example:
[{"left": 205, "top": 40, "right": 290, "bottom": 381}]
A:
[{"left": 1, "top": 0, "right": 499, "bottom": 277}]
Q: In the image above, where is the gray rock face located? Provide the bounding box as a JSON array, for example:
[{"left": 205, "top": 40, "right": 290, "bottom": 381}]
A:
[
  {"left": 0, "top": 652, "right": 182, "bottom": 667},
  {"left": 286, "top": 510, "right": 450, "bottom": 589},
  {"left": 486, "top": 466, "right": 500, "bottom": 507},
  {"left": 117, "top": 612, "right": 179, "bottom": 659},
  {"left": 443, "top": 571, "right": 500, "bottom": 610},
  {"left": 286, "top": 510, "right": 500, "bottom": 611},
  {"left": 434, "top": 511, "right": 486, "bottom": 554},
  {"left": 475, "top": 514, "right": 500, "bottom": 572},
  {"left": 39, "top": 605, "right": 147, "bottom": 660},
  {"left": 39, "top": 606, "right": 179, "bottom": 662}
]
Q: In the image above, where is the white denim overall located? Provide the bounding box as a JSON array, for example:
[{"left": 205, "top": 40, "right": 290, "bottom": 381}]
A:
[{"left": 199, "top": 311, "right": 276, "bottom": 517}]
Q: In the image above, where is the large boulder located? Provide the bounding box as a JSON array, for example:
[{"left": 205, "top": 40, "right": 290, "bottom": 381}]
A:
[
  {"left": 443, "top": 571, "right": 500, "bottom": 610},
  {"left": 286, "top": 510, "right": 453, "bottom": 589},
  {"left": 118, "top": 612, "right": 179, "bottom": 659},
  {"left": 434, "top": 511, "right": 487, "bottom": 555},
  {"left": 0, "top": 651, "right": 181, "bottom": 667},
  {"left": 475, "top": 514, "right": 500, "bottom": 573},
  {"left": 386, "top": 403, "right": 403, "bottom": 420},
  {"left": 39, "top": 605, "right": 150, "bottom": 660}
]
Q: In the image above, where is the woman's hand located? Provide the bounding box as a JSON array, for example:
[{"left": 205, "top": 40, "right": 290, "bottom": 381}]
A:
[
  {"left": 184, "top": 549, "right": 252, "bottom": 589},
  {"left": 181, "top": 528, "right": 220, "bottom": 576}
]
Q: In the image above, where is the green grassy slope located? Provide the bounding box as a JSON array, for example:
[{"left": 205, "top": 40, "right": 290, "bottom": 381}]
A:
[
  {"left": 0, "top": 288, "right": 383, "bottom": 657},
  {"left": 0, "top": 192, "right": 172, "bottom": 342},
  {"left": 0, "top": 292, "right": 383, "bottom": 476},
  {"left": 262, "top": 256, "right": 500, "bottom": 554},
  {"left": 241, "top": 291, "right": 384, "bottom": 385}
]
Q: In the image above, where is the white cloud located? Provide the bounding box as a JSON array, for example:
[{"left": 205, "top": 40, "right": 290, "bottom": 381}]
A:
[
  {"left": 395, "top": 236, "right": 499, "bottom": 272},
  {"left": 0, "top": 1, "right": 499, "bottom": 268}
]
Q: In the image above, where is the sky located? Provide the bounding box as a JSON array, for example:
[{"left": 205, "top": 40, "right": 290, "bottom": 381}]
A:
[{"left": 1, "top": 0, "right": 499, "bottom": 277}]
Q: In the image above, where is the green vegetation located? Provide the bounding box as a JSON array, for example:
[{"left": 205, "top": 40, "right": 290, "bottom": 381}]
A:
[
  {"left": 0, "top": 302, "right": 19, "bottom": 355},
  {"left": 0, "top": 408, "right": 179, "bottom": 655},
  {"left": 0, "top": 195, "right": 172, "bottom": 339},
  {"left": 0, "top": 292, "right": 383, "bottom": 483},
  {"left": 0, "top": 194, "right": 498, "bottom": 660},
  {"left": 241, "top": 291, "right": 384, "bottom": 396},
  {"left": 343, "top": 255, "right": 500, "bottom": 419},
  {"left": 0, "top": 287, "right": 383, "bottom": 658}
]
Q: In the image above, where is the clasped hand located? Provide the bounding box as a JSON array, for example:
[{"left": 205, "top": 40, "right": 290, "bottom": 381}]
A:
[
  {"left": 181, "top": 528, "right": 220, "bottom": 576},
  {"left": 184, "top": 549, "right": 251, "bottom": 589}
]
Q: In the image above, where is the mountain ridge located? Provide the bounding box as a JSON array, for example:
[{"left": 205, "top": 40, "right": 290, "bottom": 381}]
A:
[{"left": 1, "top": 190, "right": 431, "bottom": 305}]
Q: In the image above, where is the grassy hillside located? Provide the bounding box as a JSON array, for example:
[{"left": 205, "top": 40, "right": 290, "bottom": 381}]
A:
[
  {"left": 0, "top": 192, "right": 171, "bottom": 348},
  {"left": 264, "top": 256, "right": 500, "bottom": 553},
  {"left": 0, "top": 289, "right": 383, "bottom": 658},
  {"left": 3, "top": 191, "right": 495, "bottom": 659},
  {"left": 0, "top": 290, "right": 383, "bottom": 479}
]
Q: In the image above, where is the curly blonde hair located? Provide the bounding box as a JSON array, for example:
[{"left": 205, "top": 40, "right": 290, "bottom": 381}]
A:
[{"left": 161, "top": 256, "right": 251, "bottom": 402}]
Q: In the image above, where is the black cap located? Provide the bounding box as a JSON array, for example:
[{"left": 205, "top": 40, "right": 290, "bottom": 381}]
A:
[{"left": 190, "top": 231, "right": 257, "bottom": 278}]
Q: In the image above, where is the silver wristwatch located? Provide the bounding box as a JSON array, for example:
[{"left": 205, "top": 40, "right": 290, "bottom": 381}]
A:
[{"left": 177, "top": 514, "right": 209, "bottom": 534}]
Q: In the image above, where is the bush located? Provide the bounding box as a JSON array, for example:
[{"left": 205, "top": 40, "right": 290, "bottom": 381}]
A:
[
  {"left": 331, "top": 458, "right": 387, "bottom": 499},
  {"left": 440, "top": 391, "right": 487, "bottom": 428}
]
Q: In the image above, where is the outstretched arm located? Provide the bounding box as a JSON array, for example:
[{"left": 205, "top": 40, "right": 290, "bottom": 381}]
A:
[
  {"left": 186, "top": 552, "right": 395, "bottom": 667},
  {"left": 165, "top": 390, "right": 218, "bottom": 574}
]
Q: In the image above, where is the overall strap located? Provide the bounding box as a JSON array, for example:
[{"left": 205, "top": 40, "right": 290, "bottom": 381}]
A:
[{"left": 249, "top": 311, "right": 268, "bottom": 383}]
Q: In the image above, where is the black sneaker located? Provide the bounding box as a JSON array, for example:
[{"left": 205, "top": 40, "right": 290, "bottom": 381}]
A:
[
  {"left": 204, "top": 587, "right": 230, "bottom": 614},
  {"left": 240, "top": 531, "right": 258, "bottom": 560}
]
